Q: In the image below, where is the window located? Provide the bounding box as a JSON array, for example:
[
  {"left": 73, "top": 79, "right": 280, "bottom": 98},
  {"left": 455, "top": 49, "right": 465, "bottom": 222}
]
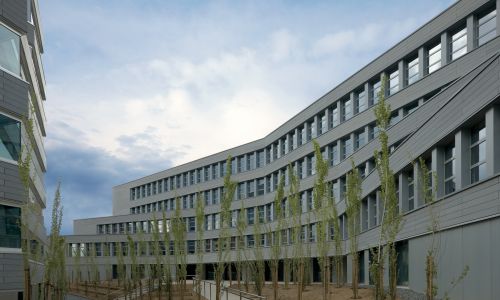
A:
[
  {"left": 329, "top": 143, "right": 339, "bottom": 166},
  {"left": 451, "top": 27, "right": 467, "bottom": 60},
  {"left": 407, "top": 171, "right": 414, "bottom": 211},
  {"left": 396, "top": 241, "right": 409, "bottom": 286},
  {"left": 187, "top": 240, "right": 195, "bottom": 254},
  {"left": 258, "top": 206, "right": 265, "bottom": 223},
  {"left": 309, "top": 223, "right": 316, "bottom": 243},
  {"left": 214, "top": 214, "right": 220, "bottom": 230},
  {"left": 371, "top": 80, "right": 381, "bottom": 105},
  {"left": 427, "top": 43, "right": 441, "bottom": 74},
  {"left": 188, "top": 217, "right": 196, "bottom": 232},
  {"left": 0, "top": 204, "right": 21, "bottom": 248},
  {"left": 355, "top": 131, "right": 365, "bottom": 150},
  {"left": 247, "top": 181, "right": 255, "bottom": 198},
  {"left": 257, "top": 150, "right": 264, "bottom": 168},
  {"left": 257, "top": 178, "right": 265, "bottom": 196},
  {"left": 0, "top": 24, "right": 20, "bottom": 75},
  {"left": 407, "top": 57, "right": 419, "bottom": 85},
  {"left": 247, "top": 207, "right": 255, "bottom": 225},
  {"left": 212, "top": 164, "right": 218, "bottom": 179},
  {"left": 357, "top": 90, "right": 367, "bottom": 113},
  {"left": 470, "top": 122, "right": 486, "bottom": 183},
  {"left": 342, "top": 137, "right": 353, "bottom": 159},
  {"left": 343, "top": 98, "right": 353, "bottom": 120},
  {"left": 331, "top": 104, "right": 340, "bottom": 127},
  {"left": 247, "top": 235, "right": 255, "bottom": 248},
  {"left": 389, "top": 69, "right": 399, "bottom": 95},
  {"left": 478, "top": 10, "right": 497, "bottom": 46},
  {"left": 318, "top": 114, "right": 326, "bottom": 135},
  {"left": 444, "top": 144, "right": 456, "bottom": 194}
]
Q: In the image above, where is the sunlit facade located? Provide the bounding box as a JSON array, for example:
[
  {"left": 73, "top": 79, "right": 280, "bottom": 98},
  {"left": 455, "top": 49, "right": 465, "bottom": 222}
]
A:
[{"left": 66, "top": 1, "right": 500, "bottom": 299}]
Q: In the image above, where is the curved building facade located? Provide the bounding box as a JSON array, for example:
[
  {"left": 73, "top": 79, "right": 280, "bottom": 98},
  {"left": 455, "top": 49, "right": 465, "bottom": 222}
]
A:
[{"left": 65, "top": 0, "right": 500, "bottom": 299}]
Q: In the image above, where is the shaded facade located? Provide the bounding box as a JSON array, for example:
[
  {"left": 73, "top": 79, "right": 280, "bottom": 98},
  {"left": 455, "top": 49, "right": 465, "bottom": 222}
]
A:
[
  {"left": 65, "top": 0, "right": 500, "bottom": 299},
  {"left": 0, "top": 0, "right": 48, "bottom": 299}
]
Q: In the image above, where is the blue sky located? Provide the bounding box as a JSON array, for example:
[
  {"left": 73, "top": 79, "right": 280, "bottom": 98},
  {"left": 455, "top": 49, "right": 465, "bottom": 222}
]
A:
[{"left": 39, "top": 0, "right": 455, "bottom": 234}]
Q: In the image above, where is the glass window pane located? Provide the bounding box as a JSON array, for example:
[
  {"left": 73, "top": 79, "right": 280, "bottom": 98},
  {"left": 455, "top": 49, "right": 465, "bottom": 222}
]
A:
[
  {"left": 451, "top": 28, "right": 467, "bottom": 60},
  {"left": 0, "top": 114, "right": 21, "bottom": 161},
  {"left": 0, "top": 204, "right": 21, "bottom": 248},
  {"left": 478, "top": 10, "right": 497, "bottom": 46},
  {"left": 0, "top": 25, "right": 20, "bottom": 75}
]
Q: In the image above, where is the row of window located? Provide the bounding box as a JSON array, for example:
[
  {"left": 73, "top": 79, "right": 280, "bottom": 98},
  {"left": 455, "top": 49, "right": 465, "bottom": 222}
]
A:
[
  {"left": 129, "top": 7, "right": 497, "bottom": 203},
  {"left": 130, "top": 97, "right": 421, "bottom": 216}
]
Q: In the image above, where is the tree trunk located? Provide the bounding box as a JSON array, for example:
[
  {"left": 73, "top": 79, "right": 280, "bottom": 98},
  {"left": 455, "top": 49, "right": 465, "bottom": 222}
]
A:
[
  {"left": 426, "top": 254, "right": 434, "bottom": 300},
  {"left": 352, "top": 254, "right": 359, "bottom": 299}
]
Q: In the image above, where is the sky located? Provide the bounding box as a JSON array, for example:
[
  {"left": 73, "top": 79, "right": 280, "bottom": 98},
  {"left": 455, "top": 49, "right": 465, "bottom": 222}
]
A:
[{"left": 39, "top": 0, "right": 455, "bottom": 234}]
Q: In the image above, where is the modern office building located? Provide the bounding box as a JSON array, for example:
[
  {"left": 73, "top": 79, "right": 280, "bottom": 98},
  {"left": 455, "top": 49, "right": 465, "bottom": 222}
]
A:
[
  {"left": 0, "top": 0, "right": 48, "bottom": 299},
  {"left": 65, "top": 0, "right": 500, "bottom": 299}
]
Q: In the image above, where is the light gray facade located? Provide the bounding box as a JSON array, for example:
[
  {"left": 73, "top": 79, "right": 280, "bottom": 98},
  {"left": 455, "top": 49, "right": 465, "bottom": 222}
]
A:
[
  {"left": 0, "top": 0, "right": 48, "bottom": 299},
  {"left": 65, "top": 0, "right": 500, "bottom": 299}
]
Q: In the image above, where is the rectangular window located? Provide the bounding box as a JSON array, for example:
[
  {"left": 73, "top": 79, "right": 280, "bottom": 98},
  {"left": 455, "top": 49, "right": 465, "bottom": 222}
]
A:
[
  {"left": 257, "top": 150, "right": 264, "bottom": 168},
  {"left": 427, "top": 43, "right": 441, "bottom": 74},
  {"left": 0, "top": 204, "right": 21, "bottom": 248},
  {"left": 247, "top": 207, "right": 255, "bottom": 225},
  {"left": 389, "top": 69, "right": 399, "bottom": 95},
  {"left": 212, "top": 164, "right": 218, "bottom": 179},
  {"left": 343, "top": 98, "right": 353, "bottom": 121},
  {"left": 407, "top": 171, "right": 414, "bottom": 211},
  {"left": 342, "top": 137, "right": 353, "bottom": 159},
  {"left": 478, "top": 10, "right": 497, "bottom": 46},
  {"left": 407, "top": 57, "right": 419, "bottom": 85},
  {"left": 451, "top": 27, "right": 467, "bottom": 60},
  {"left": 357, "top": 89, "right": 367, "bottom": 113},
  {"left": 331, "top": 104, "right": 340, "bottom": 127},
  {"left": 187, "top": 240, "right": 195, "bottom": 254},
  {"left": 0, "top": 24, "right": 21, "bottom": 76},
  {"left": 329, "top": 143, "right": 339, "bottom": 166},
  {"left": 320, "top": 114, "right": 327, "bottom": 134},
  {"left": 371, "top": 80, "right": 381, "bottom": 105},
  {"left": 258, "top": 206, "right": 265, "bottom": 224},
  {"left": 444, "top": 144, "right": 456, "bottom": 194},
  {"left": 470, "top": 122, "right": 486, "bottom": 183},
  {"left": 247, "top": 235, "right": 255, "bottom": 248},
  {"left": 188, "top": 217, "right": 196, "bottom": 232},
  {"left": 247, "top": 181, "right": 255, "bottom": 198},
  {"left": 257, "top": 178, "right": 265, "bottom": 196},
  {"left": 355, "top": 131, "right": 365, "bottom": 150},
  {"left": 396, "top": 241, "right": 409, "bottom": 286}
]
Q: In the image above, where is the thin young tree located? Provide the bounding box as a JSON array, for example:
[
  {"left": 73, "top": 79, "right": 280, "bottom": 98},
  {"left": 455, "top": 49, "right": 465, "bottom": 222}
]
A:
[
  {"left": 346, "top": 160, "right": 362, "bottom": 299},
  {"left": 195, "top": 192, "right": 205, "bottom": 300},
  {"left": 162, "top": 211, "right": 173, "bottom": 300},
  {"left": 215, "top": 156, "right": 237, "bottom": 300},
  {"left": 288, "top": 164, "right": 304, "bottom": 300},
  {"left": 151, "top": 214, "right": 163, "bottom": 299},
  {"left": 417, "top": 157, "right": 442, "bottom": 300},
  {"left": 236, "top": 199, "right": 247, "bottom": 290},
  {"left": 312, "top": 141, "right": 333, "bottom": 300},
  {"left": 172, "top": 196, "right": 187, "bottom": 300},
  {"left": 252, "top": 206, "right": 265, "bottom": 296},
  {"left": 18, "top": 116, "right": 36, "bottom": 300},
  {"left": 372, "top": 75, "right": 403, "bottom": 300},
  {"left": 331, "top": 193, "right": 343, "bottom": 288},
  {"left": 44, "top": 183, "right": 66, "bottom": 300},
  {"left": 268, "top": 174, "right": 285, "bottom": 300}
]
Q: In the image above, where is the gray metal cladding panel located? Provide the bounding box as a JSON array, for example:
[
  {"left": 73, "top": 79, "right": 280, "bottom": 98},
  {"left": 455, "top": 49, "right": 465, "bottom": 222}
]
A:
[
  {"left": 0, "top": 253, "right": 23, "bottom": 290},
  {"left": 0, "top": 160, "right": 23, "bottom": 203},
  {"left": 0, "top": 0, "right": 27, "bottom": 33},
  {"left": 0, "top": 71, "right": 29, "bottom": 117}
]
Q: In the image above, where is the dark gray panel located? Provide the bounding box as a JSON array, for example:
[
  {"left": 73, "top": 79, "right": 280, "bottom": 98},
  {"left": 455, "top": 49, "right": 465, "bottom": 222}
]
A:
[{"left": 0, "top": 0, "right": 27, "bottom": 33}]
